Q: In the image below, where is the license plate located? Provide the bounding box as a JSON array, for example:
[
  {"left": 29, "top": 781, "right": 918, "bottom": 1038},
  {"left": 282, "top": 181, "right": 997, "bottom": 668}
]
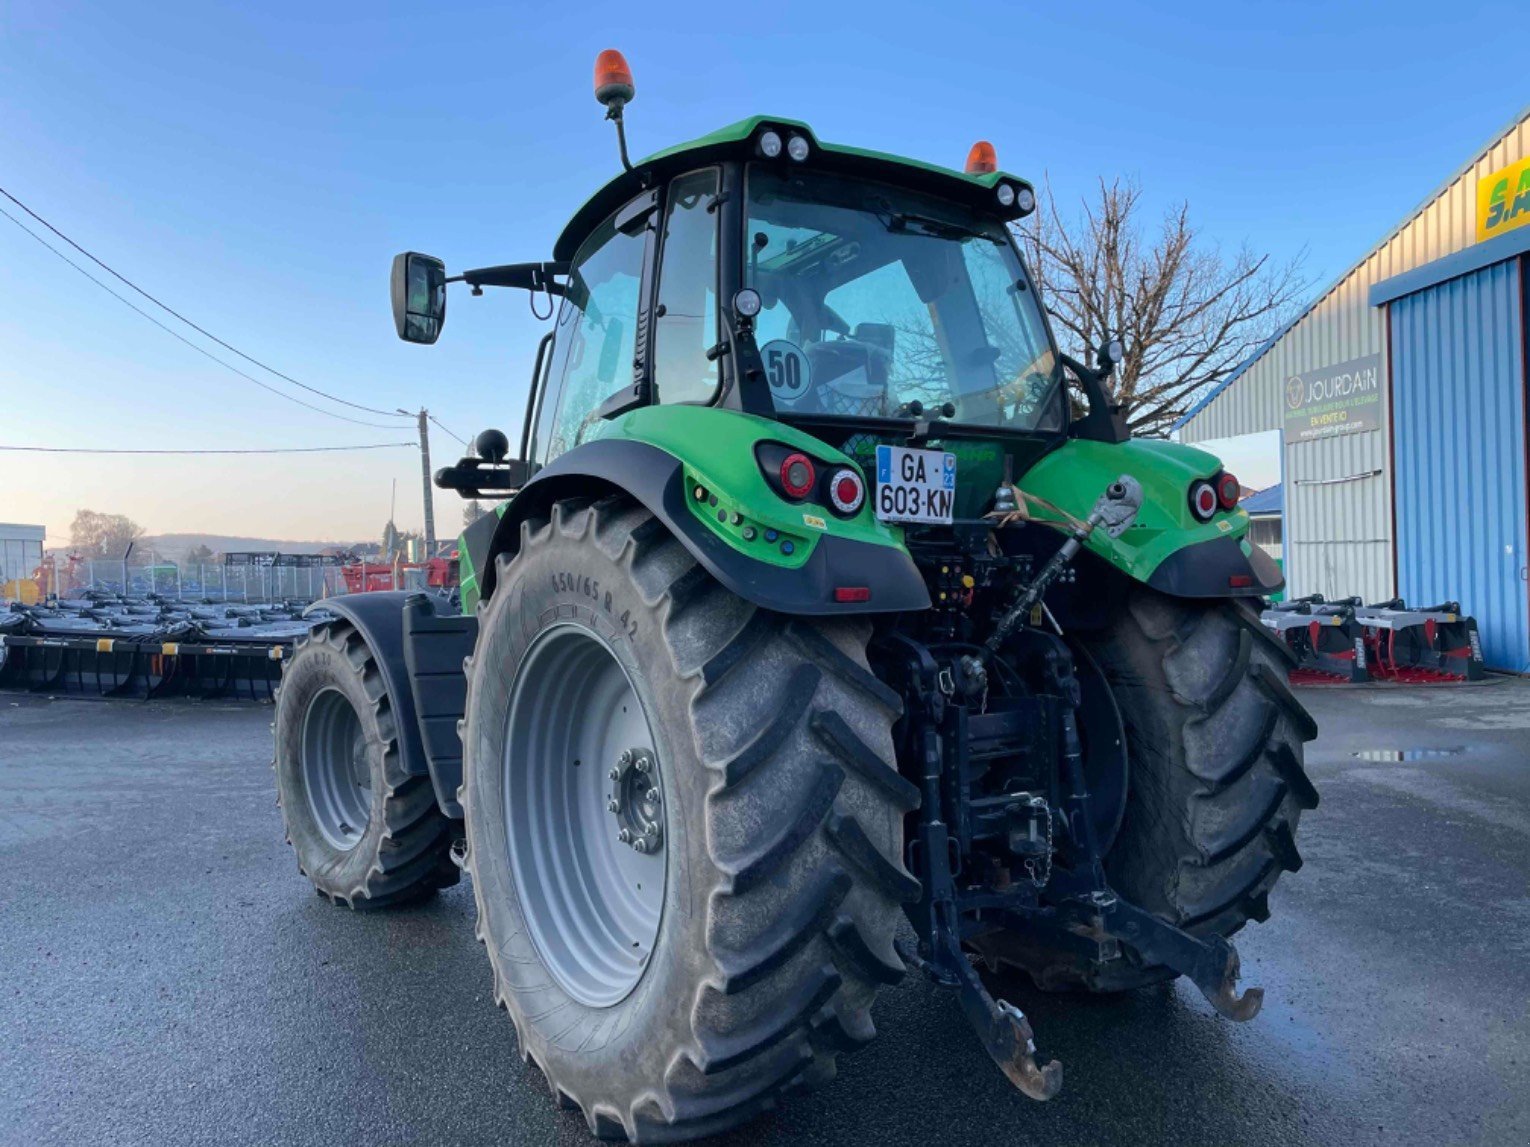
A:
[{"left": 874, "top": 445, "right": 956, "bottom": 524}]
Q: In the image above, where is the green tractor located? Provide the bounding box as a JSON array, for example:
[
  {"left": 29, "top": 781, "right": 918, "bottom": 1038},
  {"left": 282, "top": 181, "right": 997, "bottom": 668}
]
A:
[{"left": 272, "top": 52, "right": 1317, "bottom": 1141}]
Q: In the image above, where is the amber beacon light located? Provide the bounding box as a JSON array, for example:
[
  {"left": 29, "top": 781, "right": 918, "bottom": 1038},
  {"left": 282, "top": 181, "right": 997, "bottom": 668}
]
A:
[
  {"left": 594, "top": 49, "right": 635, "bottom": 108},
  {"left": 965, "top": 140, "right": 998, "bottom": 174}
]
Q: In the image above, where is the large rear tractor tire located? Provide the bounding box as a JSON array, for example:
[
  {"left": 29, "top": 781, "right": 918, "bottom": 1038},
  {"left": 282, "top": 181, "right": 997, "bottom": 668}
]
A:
[
  {"left": 461, "top": 496, "right": 918, "bottom": 1142},
  {"left": 273, "top": 620, "right": 459, "bottom": 908},
  {"left": 986, "top": 588, "right": 1318, "bottom": 992}
]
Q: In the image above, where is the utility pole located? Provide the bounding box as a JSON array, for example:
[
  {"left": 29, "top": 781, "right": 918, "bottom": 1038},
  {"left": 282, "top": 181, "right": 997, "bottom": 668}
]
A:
[{"left": 399, "top": 407, "right": 437, "bottom": 556}]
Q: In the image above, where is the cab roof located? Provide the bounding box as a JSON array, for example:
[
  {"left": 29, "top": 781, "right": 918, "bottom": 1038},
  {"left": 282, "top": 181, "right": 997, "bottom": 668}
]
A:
[{"left": 553, "top": 115, "right": 1033, "bottom": 261}]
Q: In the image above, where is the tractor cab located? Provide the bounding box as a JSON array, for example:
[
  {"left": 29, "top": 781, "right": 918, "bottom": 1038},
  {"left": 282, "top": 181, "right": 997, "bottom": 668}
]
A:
[{"left": 393, "top": 104, "right": 1133, "bottom": 500}]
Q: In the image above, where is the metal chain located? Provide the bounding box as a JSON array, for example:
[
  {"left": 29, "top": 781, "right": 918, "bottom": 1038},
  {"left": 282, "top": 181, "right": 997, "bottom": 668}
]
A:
[{"left": 1023, "top": 796, "right": 1054, "bottom": 888}]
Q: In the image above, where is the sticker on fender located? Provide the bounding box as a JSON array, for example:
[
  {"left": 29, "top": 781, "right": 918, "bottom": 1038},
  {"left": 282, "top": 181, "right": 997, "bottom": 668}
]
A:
[{"left": 874, "top": 445, "right": 956, "bottom": 524}]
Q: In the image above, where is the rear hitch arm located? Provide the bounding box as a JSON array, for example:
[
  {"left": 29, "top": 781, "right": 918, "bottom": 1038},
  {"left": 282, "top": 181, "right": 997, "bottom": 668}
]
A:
[
  {"left": 897, "top": 930, "right": 1063, "bottom": 1101},
  {"left": 882, "top": 631, "right": 1063, "bottom": 1102},
  {"left": 1049, "top": 884, "right": 1264, "bottom": 1022}
]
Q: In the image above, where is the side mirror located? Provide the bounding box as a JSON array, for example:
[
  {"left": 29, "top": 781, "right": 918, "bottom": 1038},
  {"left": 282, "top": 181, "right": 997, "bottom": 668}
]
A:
[{"left": 391, "top": 252, "right": 447, "bottom": 344}]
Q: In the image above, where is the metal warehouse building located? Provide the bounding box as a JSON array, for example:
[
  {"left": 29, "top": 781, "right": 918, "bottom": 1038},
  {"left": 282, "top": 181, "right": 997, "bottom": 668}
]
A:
[{"left": 1178, "top": 107, "right": 1530, "bottom": 672}]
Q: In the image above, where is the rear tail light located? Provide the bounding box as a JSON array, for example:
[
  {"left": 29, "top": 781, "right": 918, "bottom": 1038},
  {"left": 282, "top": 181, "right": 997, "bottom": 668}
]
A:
[
  {"left": 1216, "top": 472, "right": 1241, "bottom": 511},
  {"left": 779, "top": 453, "right": 816, "bottom": 499},
  {"left": 834, "top": 586, "right": 871, "bottom": 603},
  {"left": 828, "top": 467, "right": 865, "bottom": 515},
  {"left": 1189, "top": 480, "right": 1218, "bottom": 522}
]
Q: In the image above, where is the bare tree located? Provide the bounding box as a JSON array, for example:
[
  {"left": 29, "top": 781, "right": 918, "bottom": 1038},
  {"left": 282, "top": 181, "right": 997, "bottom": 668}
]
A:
[
  {"left": 1018, "top": 177, "right": 1307, "bottom": 437},
  {"left": 69, "top": 509, "right": 145, "bottom": 559},
  {"left": 462, "top": 499, "right": 488, "bottom": 527}
]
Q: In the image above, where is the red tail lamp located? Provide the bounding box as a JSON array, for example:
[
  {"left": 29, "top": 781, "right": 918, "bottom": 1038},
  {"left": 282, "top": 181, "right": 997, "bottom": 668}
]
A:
[
  {"left": 780, "top": 453, "right": 816, "bottom": 499},
  {"left": 834, "top": 586, "right": 872, "bottom": 604},
  {"left": 965, "top": 140, "right": 998, "bottom": 175},
  {"left": 1216, "top": 471, "right": 1241, "bottom": 511},
  {"left": 594, "top": 49, "right": 635, "bottom": 108}
]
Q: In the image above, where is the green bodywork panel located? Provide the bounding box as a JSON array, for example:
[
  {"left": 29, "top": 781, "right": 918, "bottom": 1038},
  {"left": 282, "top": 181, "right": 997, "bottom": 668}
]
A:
[
  {"left": 1016, "top": 438, "right": 1247, "bottom": 580},
  {"left": 453, "top": 419, "right": 1241, "bottom": 616},
  {"left": 590, "top": 406, "right": 907, "bottom": 569}
]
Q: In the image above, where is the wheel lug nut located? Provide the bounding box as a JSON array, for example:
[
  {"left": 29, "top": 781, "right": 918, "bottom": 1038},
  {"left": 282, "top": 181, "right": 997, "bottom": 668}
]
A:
[
  {"left": 632, "top": 839, "right": 649, "bottom": 853},
  {"left": 618, "top": 829, "right": 632, "bottom": 844},
  {"left": 644, "top": 823, "right": 658, "bottom": 837},
  {"left": 645, "top": 788, "right": 660, "bottom": 803},
  {"left": 635, "top": 757, "right": 650, "bottom": 774},
  {"left": 619, "top": 749, "right": 633, "bottom": 765},
  {"left": 608, "top": 767, "right": 620, "bottom": 781},
  {"left": 607, "top": 799, "right": 620, "bottom": 813}
]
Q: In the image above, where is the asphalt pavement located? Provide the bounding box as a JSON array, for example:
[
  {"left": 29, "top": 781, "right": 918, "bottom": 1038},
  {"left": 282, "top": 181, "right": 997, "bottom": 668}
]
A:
[{"left": 2, "top": 680, "right": 1527, "bottom": 1146}]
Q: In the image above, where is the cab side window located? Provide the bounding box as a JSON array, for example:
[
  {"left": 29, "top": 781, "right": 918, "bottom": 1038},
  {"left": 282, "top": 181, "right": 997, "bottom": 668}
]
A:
[
  {"left": 535, "top": 210, "right": 646, "bottom": 464},
  {"left": 653, "top": 168, "right": 720, "bottom": 405}
]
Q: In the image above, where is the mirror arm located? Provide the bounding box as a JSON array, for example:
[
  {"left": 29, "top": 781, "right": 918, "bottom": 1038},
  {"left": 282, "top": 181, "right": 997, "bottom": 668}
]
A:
[{"left": 452, "top": 261, "right": 570, "bottom": 295}]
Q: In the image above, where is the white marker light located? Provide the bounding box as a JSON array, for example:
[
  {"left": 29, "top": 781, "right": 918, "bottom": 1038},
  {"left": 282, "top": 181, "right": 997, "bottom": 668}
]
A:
[{"left": 733, "top": 288, "right": 763, "bottom": 318}]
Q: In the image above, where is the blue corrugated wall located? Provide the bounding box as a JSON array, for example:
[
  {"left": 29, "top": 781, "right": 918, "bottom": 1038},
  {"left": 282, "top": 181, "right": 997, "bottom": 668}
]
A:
[{"left": 1390, "top": 258, "right": 1529, "bottom": 672}]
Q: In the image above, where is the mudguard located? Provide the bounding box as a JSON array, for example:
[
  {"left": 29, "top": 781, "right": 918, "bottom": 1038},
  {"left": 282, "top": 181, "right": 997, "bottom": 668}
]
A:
[
  {"left": 302, "top": 592, "right": 429, "bottom": 780},
  {"left": 1020, "top": 437, "right": 1282, "bottom": 599},
  {"left": 478, "top": 409, "right": 931, "bottom": 616},
  {"left": 302, "top": 592, "right": 474, "bottom": 819}
]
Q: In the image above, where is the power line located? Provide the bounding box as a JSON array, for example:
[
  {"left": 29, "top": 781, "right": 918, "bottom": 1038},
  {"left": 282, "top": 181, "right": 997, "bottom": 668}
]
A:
[
  {"left": 0, "top": 205, "right": 406, "bottom": 430},
  {"left": 0, "top": 443, "right": 416, "bottom": 455},
  {"left": 0, "top": 185, "right": 411, "bottom": 421},
  {"left": 428, "top": 413, "right": 467, "bottom": 446}
]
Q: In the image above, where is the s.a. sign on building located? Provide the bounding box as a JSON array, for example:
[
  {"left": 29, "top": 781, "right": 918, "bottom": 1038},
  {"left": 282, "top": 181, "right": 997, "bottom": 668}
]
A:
[{"left": 1476, "top": 155, "right": 1530, "bottom": 243}]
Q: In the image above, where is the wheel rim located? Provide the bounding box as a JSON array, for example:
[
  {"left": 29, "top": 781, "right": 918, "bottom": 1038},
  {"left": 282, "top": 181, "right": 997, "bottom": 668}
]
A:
[
  {"left": 301, "top": 687, "right": 372, "bottom": 850},
  {"left": 504, "top": 623, "right": 666, "bottom": 1008}
]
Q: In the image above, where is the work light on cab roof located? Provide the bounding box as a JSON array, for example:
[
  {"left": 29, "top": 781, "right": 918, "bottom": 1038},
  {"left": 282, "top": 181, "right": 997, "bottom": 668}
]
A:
[{"left": 966, "top": 139, "right": 1035, "bottom": 214}]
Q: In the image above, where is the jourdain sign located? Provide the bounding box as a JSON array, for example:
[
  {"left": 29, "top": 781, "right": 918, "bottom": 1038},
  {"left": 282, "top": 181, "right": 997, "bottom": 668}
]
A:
[{"left": 1283, "top": 353, "right": 1381, "bottom": 442}]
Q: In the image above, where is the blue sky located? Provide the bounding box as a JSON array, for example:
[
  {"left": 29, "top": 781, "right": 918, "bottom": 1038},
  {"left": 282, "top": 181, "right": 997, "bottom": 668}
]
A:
[{"left": 1, "top": 1, "right": 1522, "bottom": 544}]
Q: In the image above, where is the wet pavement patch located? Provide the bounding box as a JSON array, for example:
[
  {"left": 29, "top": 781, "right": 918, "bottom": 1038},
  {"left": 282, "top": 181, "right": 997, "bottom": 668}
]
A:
[{"left": 1352, "top": 747, "right": 1466, "bottom": 762}]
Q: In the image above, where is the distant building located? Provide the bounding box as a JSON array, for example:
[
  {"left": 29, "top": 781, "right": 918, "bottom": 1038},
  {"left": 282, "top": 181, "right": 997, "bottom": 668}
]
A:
[
  {"left": 1177, "top": 107, "right": 1530, "bottom": 670},
  {"left": 1240, "top": 485, "right": 1283, "bottom": 561},
  {"left": 1, "top": 523, "right": 46, "bottom": 603}
]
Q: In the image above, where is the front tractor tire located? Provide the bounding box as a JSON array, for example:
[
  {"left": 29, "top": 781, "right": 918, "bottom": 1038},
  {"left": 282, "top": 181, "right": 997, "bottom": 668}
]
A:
[
  {"left": 273, "top": 621, "right": 459, "bottom": 908},
  {"left": 988, "top": 587, "right": 1318, "bottom": 993},
  {"left": 462, "top": 496, "right": 917, "bottom": 1142}
]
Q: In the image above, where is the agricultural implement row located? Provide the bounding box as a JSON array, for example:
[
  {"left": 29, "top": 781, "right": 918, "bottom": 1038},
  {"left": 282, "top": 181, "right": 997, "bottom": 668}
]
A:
[
  {"left": 0, "top": 598, "right": 337, "bottom": 701},
  {"left": 1262, "top": 595, "right": 1485, "bottom": 683}
]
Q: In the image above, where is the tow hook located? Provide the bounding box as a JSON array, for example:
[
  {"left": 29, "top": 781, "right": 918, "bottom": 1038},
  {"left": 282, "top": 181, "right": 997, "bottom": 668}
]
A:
[{"left": 897, "top": 931, "right": 1063, "bottom": 1102}]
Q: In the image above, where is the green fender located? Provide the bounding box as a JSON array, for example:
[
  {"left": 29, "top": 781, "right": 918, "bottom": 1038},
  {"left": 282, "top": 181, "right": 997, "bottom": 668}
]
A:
[
  {"left": 460, "top": 406, "right": 930, "bottom": 616},
  {"left": 1016, "top": 438, "right": 1281, "bottom": 598},
  {"left": 455, "top": 411, "right": 1278, "bottom": 616}
]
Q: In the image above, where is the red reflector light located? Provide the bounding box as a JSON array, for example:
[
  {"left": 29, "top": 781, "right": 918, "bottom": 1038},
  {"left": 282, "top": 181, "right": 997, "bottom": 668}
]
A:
[
  {"left": 828, "top": 467, "right": 866, "bottom": 515},
  {"left": 965, "top": 140, "right": 998, "bottom": 174},
  {"left": 1228, "top": 574, "right": 1254, "bottom": 588},
  {"left": 780, "top": 452, "right": 816, "bottom": 499},
  {"left": 1189, "top": 480, "right": 1217, "bottom": 522},
  {"left": 1216, "top": 471, "right": 1241, "bottom": 511},
  {"left": 834, "top": 586, "right": 872, "bottom": 603}
]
